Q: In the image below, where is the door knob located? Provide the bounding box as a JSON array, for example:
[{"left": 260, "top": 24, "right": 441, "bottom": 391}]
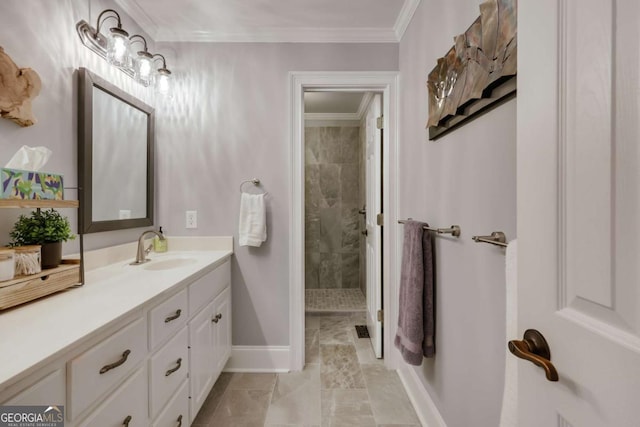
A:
[{"left": 508, "top": 329, "right": 559, "bottom": 382}]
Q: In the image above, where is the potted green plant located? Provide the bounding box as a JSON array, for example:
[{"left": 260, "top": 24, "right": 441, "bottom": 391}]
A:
[{"left": 10, "top": 209, "right": 75, "bottom": 269}]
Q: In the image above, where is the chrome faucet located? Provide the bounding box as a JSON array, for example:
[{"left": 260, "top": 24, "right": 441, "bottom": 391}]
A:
[{"left": 131, "top": 230, "right": 165, "bottom": 265}]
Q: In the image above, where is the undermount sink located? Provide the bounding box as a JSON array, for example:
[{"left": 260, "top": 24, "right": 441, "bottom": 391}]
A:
[{"left": 142, "top": 257, "right": 198, "bottom": 271}]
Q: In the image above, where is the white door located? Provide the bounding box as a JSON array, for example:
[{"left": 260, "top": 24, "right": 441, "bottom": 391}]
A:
[
  {"left": 517, "top": 0, "right": 640, "bottom": 426},
  {"left": 365, "top": 94, "right": 383, "bottom": 358}
]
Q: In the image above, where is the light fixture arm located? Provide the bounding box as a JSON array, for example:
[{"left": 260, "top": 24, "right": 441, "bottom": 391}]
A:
[
  {"left": 152, "top": 53, "right": 167, "bottom": 69},
  {"left": 129, "top": 34, "right": 149, "bottom": 53},
  {"left": 95, "top": 9, "right": 124, "bottom": 34}
]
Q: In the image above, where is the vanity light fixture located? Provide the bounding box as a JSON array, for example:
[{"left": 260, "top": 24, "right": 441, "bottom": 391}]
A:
[{"left": 76, "top": 8, "right": 173, "bottom": 94}]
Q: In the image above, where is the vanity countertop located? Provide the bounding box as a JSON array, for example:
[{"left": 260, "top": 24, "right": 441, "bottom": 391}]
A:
[{"left": 0, "top": 236, "right": 233, "bottom": 390}]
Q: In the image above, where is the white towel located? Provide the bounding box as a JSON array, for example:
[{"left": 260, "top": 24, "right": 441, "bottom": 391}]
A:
[
  {"left": 239, "top": 193, "right": 267, "bottom": 247},
  {"left": 499, "top": 239, "right": 518, "bottom": 427}
]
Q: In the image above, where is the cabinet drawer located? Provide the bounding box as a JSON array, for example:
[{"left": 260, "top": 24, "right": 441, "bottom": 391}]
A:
[
  {"left": 151, "top": 379, "right": 189, "bottom": 427},
  {"left": 5, "top": 368, "right": 65, "bottom": 406},
  {"left": 149, "top": 326, "right": 188, "bottom": 419},
  {"left": 189, "top": 260, "right": 230, "bottom": 317},
  {"left": 77, "top": 366, "right": 148, "bottom": 427},
  {"left": 69, "top": 317, "right": 147, "bottom": 420},
  {"left": 149, "top": 289, "right": 187, "bottom": 350}
]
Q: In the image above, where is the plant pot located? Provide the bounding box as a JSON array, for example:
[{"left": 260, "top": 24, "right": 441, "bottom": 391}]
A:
[{"left": 41, "top": 241, "right": 62, "bottom": 269}]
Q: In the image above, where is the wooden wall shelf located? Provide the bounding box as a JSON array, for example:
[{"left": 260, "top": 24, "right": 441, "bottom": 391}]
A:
[{"left": 0, "top": 200, "right": 79, "bottom": 209}]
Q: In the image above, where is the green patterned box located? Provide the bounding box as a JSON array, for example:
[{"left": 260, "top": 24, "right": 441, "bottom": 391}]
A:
[{"left": 1, "top": 168, "right": 64, "bottom": 200}]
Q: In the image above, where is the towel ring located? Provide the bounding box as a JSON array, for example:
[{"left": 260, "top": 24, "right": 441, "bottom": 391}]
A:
[{"left": 240, "top": 178, "right": 264, "bottom": 194}]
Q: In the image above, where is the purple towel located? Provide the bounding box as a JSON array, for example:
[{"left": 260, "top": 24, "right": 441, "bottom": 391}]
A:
[{"left": 394, "top": 220, "right": 435, "bottom": 365}]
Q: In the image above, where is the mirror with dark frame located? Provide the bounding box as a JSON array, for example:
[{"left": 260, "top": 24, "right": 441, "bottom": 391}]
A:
[{"left": 78, "top": 67, "right": 154, "bottom": 233}]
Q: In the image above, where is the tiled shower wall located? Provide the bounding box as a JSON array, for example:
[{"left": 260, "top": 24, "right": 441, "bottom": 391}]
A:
[{"left": 305, "top": 126, "right": 363, "bottom": 289}]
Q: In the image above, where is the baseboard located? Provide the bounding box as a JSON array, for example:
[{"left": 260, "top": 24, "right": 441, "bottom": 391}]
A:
[
  {"left": 397, "top": 366, "right": 447, "bottom": 427},
  {"left": 223, "top": 346, "right": 291, "bottom": 373}
]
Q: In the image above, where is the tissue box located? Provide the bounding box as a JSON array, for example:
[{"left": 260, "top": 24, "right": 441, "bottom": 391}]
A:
[{"left": 1, "top": 168, "right": 64, "bottom": 200}]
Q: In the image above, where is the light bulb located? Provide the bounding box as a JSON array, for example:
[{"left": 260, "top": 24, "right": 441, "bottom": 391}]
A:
[
  {"left": 135, "top": 52, "right": 154, "bottom": 87},
  {"left": 156, "top": 69, "right": 171, "bottom": 95}
]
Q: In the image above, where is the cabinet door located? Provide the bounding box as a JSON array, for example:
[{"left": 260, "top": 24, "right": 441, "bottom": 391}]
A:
[
  {"left": 212, "top": 286, "right": 231, "bottom": 376},
  {"left": 188, "top": 299, "right": 215, "bottom": 420}
]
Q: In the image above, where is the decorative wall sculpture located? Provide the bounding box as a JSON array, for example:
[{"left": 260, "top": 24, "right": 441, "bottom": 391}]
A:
[
  {"left": 0, "top": 47, "right": 41, "bottom": 127},
  {"left": 427, "top": 0, "right": 517, "bottom": 140}
]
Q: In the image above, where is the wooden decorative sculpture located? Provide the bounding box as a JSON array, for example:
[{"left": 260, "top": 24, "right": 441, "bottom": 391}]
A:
[
  {"left": 427, "top": 0, "right": 517, "bottom": 140},
  {"left": 0, "top": 46, "right": 41, "bottom": 127}
]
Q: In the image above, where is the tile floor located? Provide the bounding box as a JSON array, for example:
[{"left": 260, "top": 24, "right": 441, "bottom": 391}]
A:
[
  {"left": 192, "top": 311, "right": 420, "bottom": 426},
  {"left": 305, "top": 289, "right": 366, "bottom": 312}
]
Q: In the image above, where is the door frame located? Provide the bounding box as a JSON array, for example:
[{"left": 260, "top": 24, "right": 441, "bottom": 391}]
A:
[{"left": 288, "top": 71, "right": 400, "bottom": 371}]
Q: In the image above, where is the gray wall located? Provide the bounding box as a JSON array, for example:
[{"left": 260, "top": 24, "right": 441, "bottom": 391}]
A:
[
  {"left": 154, "top": 42, "right": 398, "bottom": 346},
  {"left": 304, "top": 126, "right": 361, "bottom": 290},
  {"left": 397, "top": 1, "right": 516, "bottom": 426},
  {"left": 0, "top": 4, "right": 514, "bottom": 423},
  {"left": 0, "top": 1, "right": 398, "bottom": 349},
  {"left": 0, "top": 0, "right": 158, "bottom": 252}
]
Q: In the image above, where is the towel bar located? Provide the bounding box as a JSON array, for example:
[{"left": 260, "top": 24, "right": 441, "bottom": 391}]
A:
[
  {"left": 240, "top": 178, "right": 262, "bottom": 193},
  {"left": 472, "top": 231, "right": 508, "bottom": 247},
  {"left": 398, "top": 219, "right": 461, "bottom": 237}
]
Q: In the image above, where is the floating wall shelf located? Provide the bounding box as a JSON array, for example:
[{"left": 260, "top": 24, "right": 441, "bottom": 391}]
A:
[{"left": 0, "top": 200, "right": 79, "bottom": 209}]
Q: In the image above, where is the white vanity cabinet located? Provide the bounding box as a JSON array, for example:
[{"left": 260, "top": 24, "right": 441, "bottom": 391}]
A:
[{"left": 0, "top": 251, "right": 232, "bottom": 427}]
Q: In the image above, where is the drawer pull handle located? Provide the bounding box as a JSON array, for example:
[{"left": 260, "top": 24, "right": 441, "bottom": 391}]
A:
[
  {"left": 165, "top": 309, "right": 182, "bottom": 323},
  {"left": 165, "top": 358, "right": 183, "bottom": 376},
  {"left": 212, "top": 313, "right": 222, "bottom": 323},
  {"left": 123, "top": 415, "right": 132, "bottom": 426},
  {"left": 177, "top": 414, "right": 183, "bottom": 427},
  {"left": 99, "top": 349, "right": 131, "bottom": 374}
]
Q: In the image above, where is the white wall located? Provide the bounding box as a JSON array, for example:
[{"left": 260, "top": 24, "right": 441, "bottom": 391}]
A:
[
  {"left": 0, "top": 0, "right": 158, "bottom": 252},
  {"left": 154, "top": 42, "right": 398, "bottom": 346},
  {"left": 398, "top": 1, "right": 516, "bottom": 426}
]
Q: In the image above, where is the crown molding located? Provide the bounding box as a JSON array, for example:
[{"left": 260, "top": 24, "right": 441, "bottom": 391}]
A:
[
  {"left": 115, "top": 0, "right": 160, "bottom": 39},
  {"left": 152, "top": 27, "right": 399, "bottom": 43},
  {"left": 304, "top": 112, "right": 361, "bottom": 121},
  {"left": 115, "top": 0, "right": 419, "bottom": 43},
  {"left": 394, "top": 0, "right": 421, "bottom": 41}
]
